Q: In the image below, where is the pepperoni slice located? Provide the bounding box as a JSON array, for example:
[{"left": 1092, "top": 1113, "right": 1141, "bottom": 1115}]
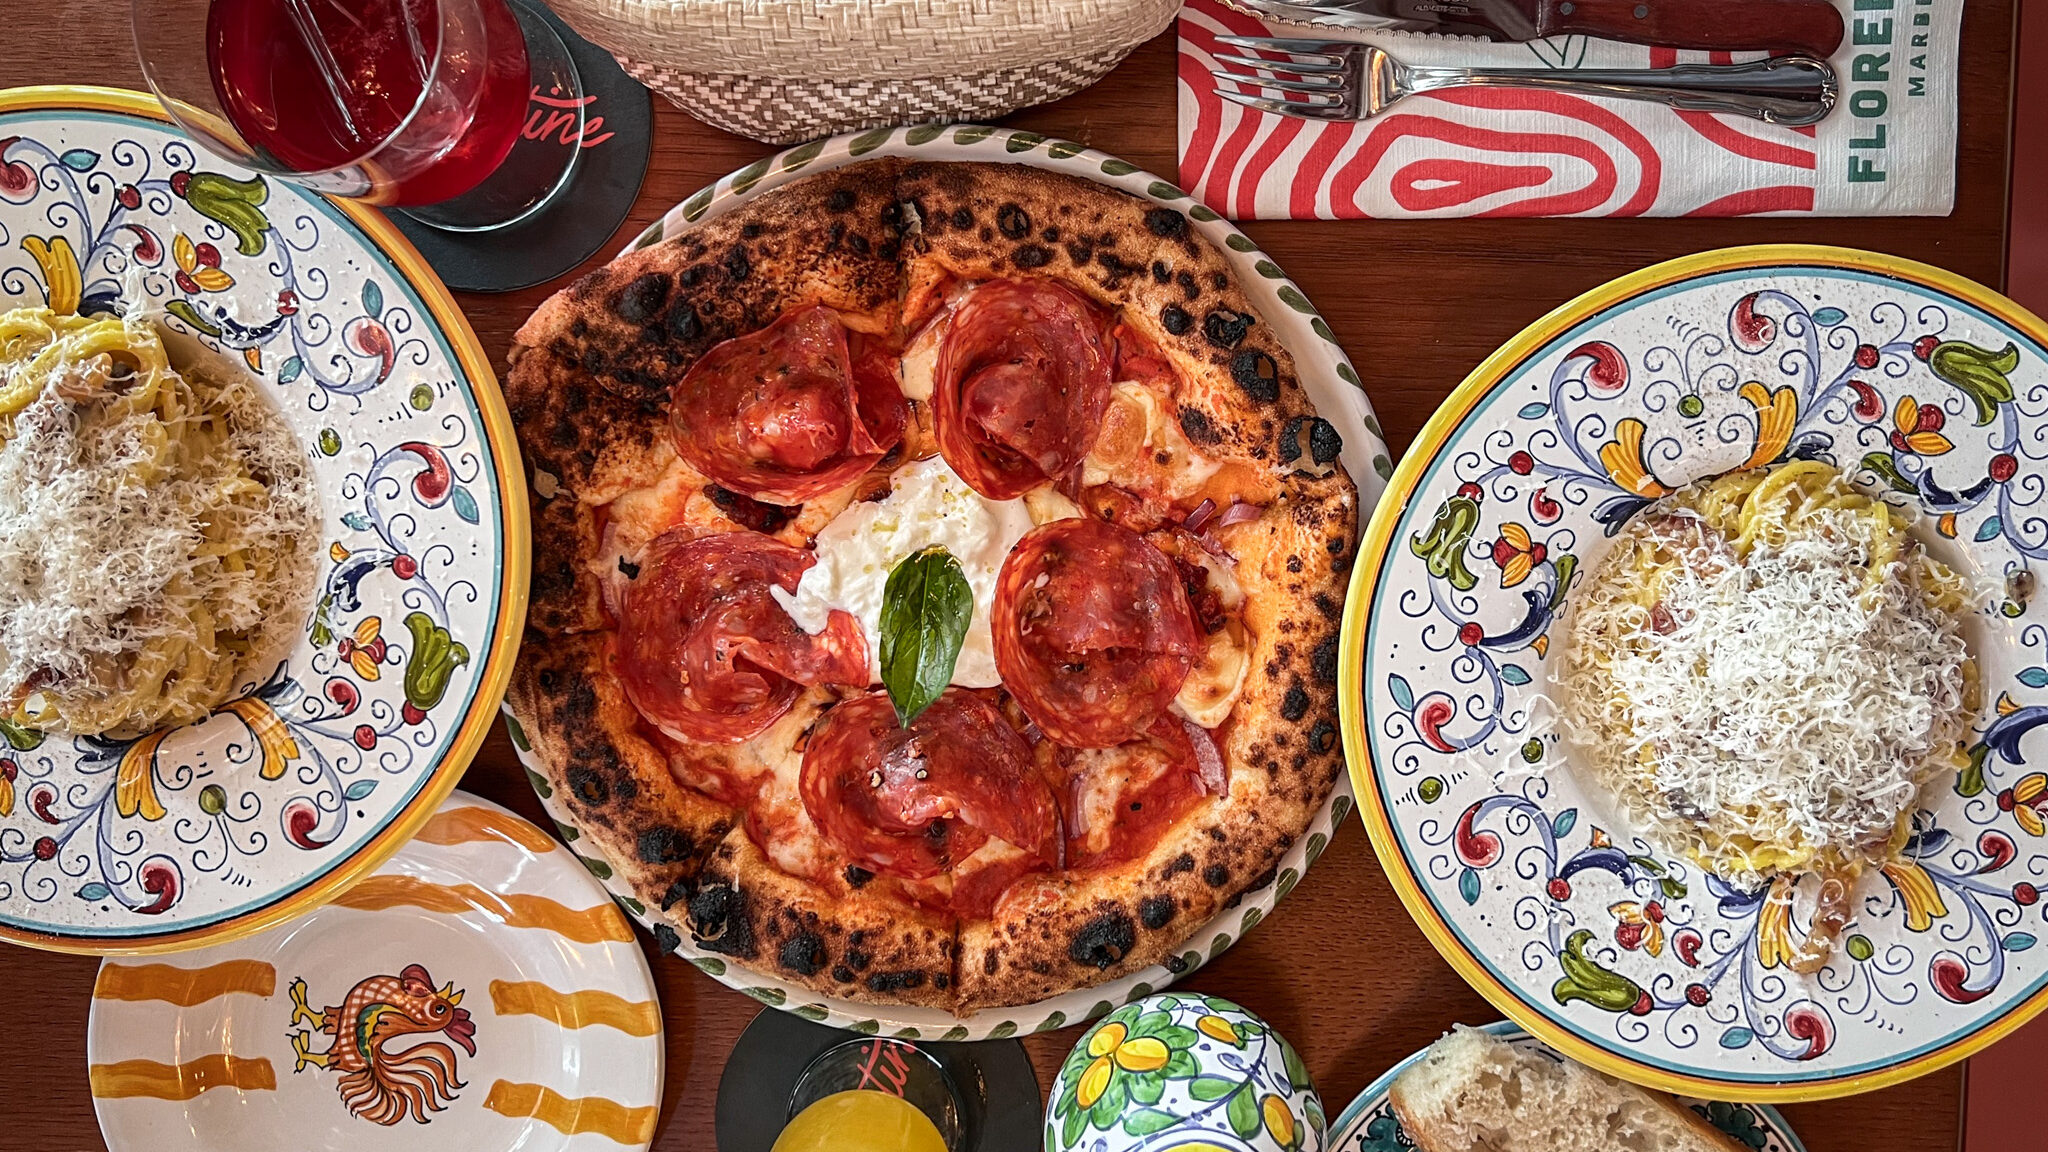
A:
[
  {"left": 1065, "top": 717, "right": 1210, "bottom": 870},
  {"left": 932, "top": 280, "right": 1112, "bottom": 499},
  {"left": 668, "top": 305, "right": 907, "bottom": 504},
  {"left": 993, "top": 518, "right": 1200, "bottom": 748},
  {"left": 616, "top": 529, "right": 869, "bottom": 744},
  {"left": 800, "top": 691, "right": 1057, "bottom": 880},
  {"left": 949, "top": 851, "right": 1049, "bottom": 920},
  {"left": 1108, "top": 320, "right": 1176, "bottom": 390}
]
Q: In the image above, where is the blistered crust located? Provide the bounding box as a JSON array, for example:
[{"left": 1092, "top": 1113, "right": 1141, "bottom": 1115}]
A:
[
  {"left": 505, "top": 629, "right": 734, "bottom": 912},
  {"left": 506, "top": 160, "right": 910, "bottom": 502},
  {"left": 684, "top": 832, "right": 959, "bottom": 1012},
  {"left": 894, "top": 161, "right": 1342, "bottom": 484}
]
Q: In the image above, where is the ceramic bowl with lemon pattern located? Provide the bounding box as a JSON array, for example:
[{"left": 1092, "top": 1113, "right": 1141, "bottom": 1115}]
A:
[{"left": 1046, "top": 992, "right": 1324, "bottom": 1152}]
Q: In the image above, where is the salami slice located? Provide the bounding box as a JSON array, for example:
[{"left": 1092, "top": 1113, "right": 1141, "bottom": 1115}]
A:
[
  {"left": 1064, "top": 717, "right": 1211, "bottom": 870},
  {"left": 800, "top": 691, "right": 1057, "bottom": 880},
  {"left": 616, "top": 529, "right": 869, "bottom": 744},
  {"left": 1107, "top": 320, "right": 1176, "bottom": 390},
  {"left": 932, "top": 279, "right": 1112, "bottom": 500},
  {"left": 668, "top": 305, "right": 907, "bottom": 504},
  {"left": 949, "top": 851, "right": 1049, "bottom": 920},
  {"left": 993, "top": 517, "right": 1200, "bottom": 748}
]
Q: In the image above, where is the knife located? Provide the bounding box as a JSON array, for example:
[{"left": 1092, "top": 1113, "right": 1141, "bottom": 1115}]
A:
[{"left": 1227, "top": 0, "right": 1846, "bottom": 59}]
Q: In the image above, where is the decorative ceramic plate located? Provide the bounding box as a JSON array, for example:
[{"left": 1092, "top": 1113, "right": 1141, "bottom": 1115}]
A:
[
  {"left": 1345, "top": 246, "right": 2048, "bottom": 1100},
  {"left": 87, "top": 791, "right": 661, "bottom": 1152},
  {"left": 1326, "top": 1021, "right": 1805, "bottom": 1152},
  {"left": 503, "top": 122, "right": 1395, "bottom": 1041},
  {"left": 0, "top": 88, "right": 525, "bottom": 952}
]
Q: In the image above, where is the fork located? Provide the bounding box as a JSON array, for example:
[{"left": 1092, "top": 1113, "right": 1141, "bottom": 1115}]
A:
[{"left": 1211, "top": 36, "right": 1836, "bottom": 126}]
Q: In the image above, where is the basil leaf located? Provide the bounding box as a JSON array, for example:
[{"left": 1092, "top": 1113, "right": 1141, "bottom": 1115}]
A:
[{"left": 879, "top": 545, "right": 973, "bottom": 727}]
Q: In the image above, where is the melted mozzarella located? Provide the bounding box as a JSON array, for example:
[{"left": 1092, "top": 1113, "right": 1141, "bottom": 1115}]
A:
[
  {"left": 896, "top": 316, "right": 945, "bottom": 402},
  {"left": 1022, "top": 484, "right": 1082, "bottom": 525},
  {"left": 775, "top": 455, "right": 1036, "bottom": 688},
  {"left": 896, "top": 286, "right": 972, "bottom": 403},
  {"left": 1164, "top": 542, "right": 1249, "bottom": 729},
  {"left": 1065, "top": 746, "right": 1137, "bottom": 859},
  {"left": 1082, "top": 380, "right": 1223, "bottom": 493},
  {"left": 1175, "top": 619, "right": 1251, "bottom": 729},
  {"left": 749, "top": 699, "right": 835, "bottom": 880}
]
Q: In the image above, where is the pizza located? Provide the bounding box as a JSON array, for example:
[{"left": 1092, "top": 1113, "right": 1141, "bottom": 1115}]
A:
[{"left": 503, "top": 158, "right": 1357, "bottom": 1013}]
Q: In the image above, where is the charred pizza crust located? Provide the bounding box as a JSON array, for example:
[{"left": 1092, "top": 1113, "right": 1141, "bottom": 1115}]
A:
[
  {"left": 508, "top": 161, "right": 909, "bottom": 634},
  {"left": 895, "top": 161, "right": 1342, "bottom": 478},
  {"left": 511, "top": 633, "right": 960, "bottom": 1010},
  {"left": 509, "top": 629, "right": 735, "bottom": 927},
  {"left": 690, "top": 832, "right": 960, "bottom": 1011},
  {"left": 505, "top": 158, "right": 1355, "bottom": 1014}
]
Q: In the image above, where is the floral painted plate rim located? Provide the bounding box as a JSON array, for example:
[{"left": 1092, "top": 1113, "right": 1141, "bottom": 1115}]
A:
[
  {"left": 1341, "top": 245, "right": 2048, "bottom": 1101},
  {"left": 0, "top": 87, "right": 529, "bottom": 954},
  {"left": 506, "top": 121, "right": 1391, "bottom": 1041},
  {"left": 1325, "top": 1021, "right": 1806, "bottom": 1152}
]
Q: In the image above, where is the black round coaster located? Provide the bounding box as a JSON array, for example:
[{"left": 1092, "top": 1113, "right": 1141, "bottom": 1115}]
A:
[
  {"left": 386, "top": 0, "right": 652, "bottom": 293},
  {"left": 716, "top": 1009, "right": 1042, "bottom": 1152}
]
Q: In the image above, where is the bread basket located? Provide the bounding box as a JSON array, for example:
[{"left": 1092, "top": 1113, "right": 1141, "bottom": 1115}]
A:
[{"left": 544, "top": 0, "right": 1181, "bottom": 144}]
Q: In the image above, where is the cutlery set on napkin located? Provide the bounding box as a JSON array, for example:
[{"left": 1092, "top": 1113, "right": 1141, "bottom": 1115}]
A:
[
  {"left": 1187, "top": 0, "right": 1960, "bottom": 218},
  {"left": 1230, "top": 0, "right": 1848, "bottom": 54}
]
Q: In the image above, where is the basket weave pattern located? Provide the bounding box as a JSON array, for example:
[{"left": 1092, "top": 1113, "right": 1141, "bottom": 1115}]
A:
[
  {"left": 551, "top": 0, "right": 1179, "bottom": 144},
  {"left": 614, "top": 47, "right": 1137, "bottom": 144}
]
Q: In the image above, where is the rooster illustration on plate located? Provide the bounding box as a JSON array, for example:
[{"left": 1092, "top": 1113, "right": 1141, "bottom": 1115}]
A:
[{"left": 287, "top": 963, "right": 479, "bottom": 1125}]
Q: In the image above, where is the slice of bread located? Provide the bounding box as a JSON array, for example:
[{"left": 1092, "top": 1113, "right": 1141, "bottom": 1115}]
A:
[{"left": 1386, "top": 1026, "right": 1746, "bottom": 1152}]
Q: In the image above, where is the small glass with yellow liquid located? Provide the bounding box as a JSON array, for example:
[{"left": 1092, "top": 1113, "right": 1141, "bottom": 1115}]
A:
[
  {"left": 769, "top": 1036, "right": 963, "bottom": 1152},
  {"left": 770, "top": 1090, "right": 949, "bottom": 1152}
]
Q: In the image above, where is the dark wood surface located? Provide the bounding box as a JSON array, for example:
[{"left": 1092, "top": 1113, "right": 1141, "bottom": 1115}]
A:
[{"left": 0, "top": 5, "right": 2018, "bottom": 1147}]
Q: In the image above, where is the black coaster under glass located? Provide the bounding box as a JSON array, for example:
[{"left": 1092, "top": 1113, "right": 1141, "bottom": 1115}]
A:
[
  {"left": 716, "top": 1009, "right": 1042, "bottom": 1152},
  {"left": 388, "top": 0, "right": 652, "bottom": 293}
]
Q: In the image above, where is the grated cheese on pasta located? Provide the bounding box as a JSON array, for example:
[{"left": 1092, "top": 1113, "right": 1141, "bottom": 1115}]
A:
[
  {"left": 1558, "top": 462, "right": 1976, "bottom": 893},
  {"left": 0, "top": 307, "right": 318, "bottom": 737}
]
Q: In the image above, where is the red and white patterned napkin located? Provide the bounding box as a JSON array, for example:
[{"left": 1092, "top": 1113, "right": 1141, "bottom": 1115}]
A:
[{"left": 1177, "top": 0, "right": 1961, "bottom": 219}]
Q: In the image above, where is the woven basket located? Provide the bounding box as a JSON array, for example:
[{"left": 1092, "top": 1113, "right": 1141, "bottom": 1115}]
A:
[{"left": 547, "top": 0, "right": 1181, "bottom": 144}]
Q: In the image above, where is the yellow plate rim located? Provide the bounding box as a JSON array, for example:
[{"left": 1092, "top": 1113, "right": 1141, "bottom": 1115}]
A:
[
  {"left": 0, "top": 85, "right": 530, "bottom": 956},
  {"left": 1339, "top": 242, "right": 2048, "bottom": 1102}
]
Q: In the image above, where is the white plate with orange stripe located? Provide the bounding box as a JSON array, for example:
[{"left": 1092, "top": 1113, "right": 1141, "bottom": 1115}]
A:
[{"left": 86, "top": 792, "right": 663, "bottom": 1151}]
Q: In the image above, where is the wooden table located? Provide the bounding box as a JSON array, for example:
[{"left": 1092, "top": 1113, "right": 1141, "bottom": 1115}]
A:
[{"left": 0, "top": 4, "right": 2020, "bottom": 1147}]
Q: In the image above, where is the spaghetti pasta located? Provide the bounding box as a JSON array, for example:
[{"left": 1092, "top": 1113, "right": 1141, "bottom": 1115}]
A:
[
  {"left": 1560, "top": 461, "right": 1977, "bottom": 969},
  {"left": 0, "top": 305, "right": 318, "bottom": 738}
]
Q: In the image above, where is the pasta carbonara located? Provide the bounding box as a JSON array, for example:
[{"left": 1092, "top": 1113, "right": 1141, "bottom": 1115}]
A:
[
  {"left": 0, "top": 305, "right": 318, "bottom": 738},
  {"left": 1559, "top": 460, "right": 1977, "bottom": 970}
]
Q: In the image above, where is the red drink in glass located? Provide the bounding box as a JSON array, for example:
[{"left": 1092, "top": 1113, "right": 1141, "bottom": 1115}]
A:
[{"left": 204, "top": 0, "right": 531, "bottom": 206}]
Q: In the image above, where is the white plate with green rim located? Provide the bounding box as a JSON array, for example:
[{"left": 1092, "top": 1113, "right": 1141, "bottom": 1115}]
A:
[
  {"left": 87, "top": 791, "right": 663, "bottom": 1152},
  {"left": 504, "top": 122, "right": 1393, "bottom": 1041}
]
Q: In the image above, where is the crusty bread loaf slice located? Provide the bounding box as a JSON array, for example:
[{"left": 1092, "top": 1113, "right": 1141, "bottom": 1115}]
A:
[{"left": 1387, "top": 1026, "right": 1746, "bottom": 1152}]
